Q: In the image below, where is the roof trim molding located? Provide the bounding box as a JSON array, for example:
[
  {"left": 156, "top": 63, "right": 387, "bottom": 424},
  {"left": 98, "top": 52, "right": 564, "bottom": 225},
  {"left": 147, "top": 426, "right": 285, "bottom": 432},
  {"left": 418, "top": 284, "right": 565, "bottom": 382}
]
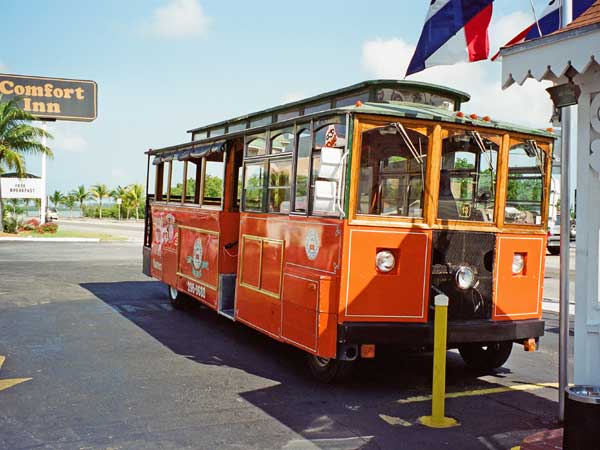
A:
[{"left": 500, "top": 23, "right": 600, "bottom": 88}]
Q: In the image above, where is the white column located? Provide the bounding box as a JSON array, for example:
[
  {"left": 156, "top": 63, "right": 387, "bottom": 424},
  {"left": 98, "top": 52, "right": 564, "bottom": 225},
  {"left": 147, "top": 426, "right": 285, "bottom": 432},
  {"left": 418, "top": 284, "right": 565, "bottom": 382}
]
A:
[
  {"left": 574, "top": 69, "right": 600, "bottom": 385},
  {"left": 558, "top": 0, "right": 574, "bottom": 421},
  {"left": 40, "top": 121, "right": 47, "bottom": 224}
]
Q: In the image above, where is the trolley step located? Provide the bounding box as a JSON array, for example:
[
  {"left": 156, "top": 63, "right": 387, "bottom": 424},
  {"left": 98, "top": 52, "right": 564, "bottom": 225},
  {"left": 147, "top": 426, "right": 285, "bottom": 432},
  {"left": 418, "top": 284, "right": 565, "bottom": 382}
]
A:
[{"left": 219, "top": 309, "right": 235, "bottom": 321}]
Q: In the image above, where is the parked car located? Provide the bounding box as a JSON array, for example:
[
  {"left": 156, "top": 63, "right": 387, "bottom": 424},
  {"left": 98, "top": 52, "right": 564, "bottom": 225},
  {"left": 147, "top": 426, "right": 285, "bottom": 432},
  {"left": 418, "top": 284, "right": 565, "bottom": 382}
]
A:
[
  {"left": 46, "top": 207, "right": 59, "bottom": 222},
  {"left": 547, "top": 217, "right": 575, "bottom": 255},
  {"left": 547, "top": 219, "right": 560, "bottom": 255}
]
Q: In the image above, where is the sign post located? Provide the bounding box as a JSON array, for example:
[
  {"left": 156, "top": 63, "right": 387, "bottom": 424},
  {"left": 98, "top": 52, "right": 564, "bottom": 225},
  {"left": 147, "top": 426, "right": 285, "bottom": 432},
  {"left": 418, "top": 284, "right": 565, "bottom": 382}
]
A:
[
  {"left": 0, "top": 73, "right": 97, "bottom": 224},
  {"left": 40, "top": 122, "right": 47, "bottom": 224},
  {"left": 117, "top": 197, "right": 122, "bottom": 221}
]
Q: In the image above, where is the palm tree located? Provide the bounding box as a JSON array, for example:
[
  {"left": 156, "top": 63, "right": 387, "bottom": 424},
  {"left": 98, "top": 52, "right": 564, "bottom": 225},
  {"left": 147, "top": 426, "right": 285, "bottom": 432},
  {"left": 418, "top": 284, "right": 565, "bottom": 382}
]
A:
[
  {"left": 127, "top": 183, "right": 144, "bottom": 220},
  {"left": 7, "top": 198, "right": 19, "bottom": 217},
  {"left": 63, "top": 194, "right": 76, "bottom": 218},
  {"left": 49, "top": 190, "right": 64, "bottom": 209},
  {"left": 23, "top": 197, "right": 30, "bottom": 217},
  {"left": 71, "top": 185, "right": 89, "bottom": 216},
  {"left": 111, "top": 185, "right": 127, "bottom": 220},
  {"left": 0, "top": 96, "right": 53, "bottom": 232},
  {"left": 90, "top": 183, "right": 109, "bottom": 219},
  {"left": 0, "top": 152, "right": 24, "bottom": 224}
]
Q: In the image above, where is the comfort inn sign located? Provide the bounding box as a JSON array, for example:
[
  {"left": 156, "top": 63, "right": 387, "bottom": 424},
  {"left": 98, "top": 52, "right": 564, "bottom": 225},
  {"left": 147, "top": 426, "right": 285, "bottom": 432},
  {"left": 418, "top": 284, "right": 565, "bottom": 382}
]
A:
[{"left": 0, "top": 73, "right": 97, "bottom": 122}]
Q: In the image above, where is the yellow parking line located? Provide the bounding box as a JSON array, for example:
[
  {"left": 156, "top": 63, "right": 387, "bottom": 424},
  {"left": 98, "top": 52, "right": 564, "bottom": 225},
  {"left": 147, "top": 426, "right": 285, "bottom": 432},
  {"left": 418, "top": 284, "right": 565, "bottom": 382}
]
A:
[
  {"left": 0, "top": 355, "right": 32, "bottom": 393},
  {"left": 397, "top": 382, "right": 558, "bottom": 404},
  {"left": 0, "top": 378, "right": 31, "bottom": 392},
  {"left": 378, "top": 414, "right": 413, "bottom": 427}
]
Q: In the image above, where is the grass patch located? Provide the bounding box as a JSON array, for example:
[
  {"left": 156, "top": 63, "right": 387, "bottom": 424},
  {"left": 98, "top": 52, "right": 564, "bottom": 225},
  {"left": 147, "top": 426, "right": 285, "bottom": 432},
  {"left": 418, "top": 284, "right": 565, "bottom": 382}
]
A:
[{"left": 18, "top": 230, "right": 127, "bottom": 241}]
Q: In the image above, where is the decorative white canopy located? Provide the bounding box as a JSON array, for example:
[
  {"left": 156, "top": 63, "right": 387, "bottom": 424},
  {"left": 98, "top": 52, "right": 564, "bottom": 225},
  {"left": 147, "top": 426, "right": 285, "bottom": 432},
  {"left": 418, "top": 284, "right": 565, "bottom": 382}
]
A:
[{"left": 500, "top": 23, "right": 600, "bottom": 89}]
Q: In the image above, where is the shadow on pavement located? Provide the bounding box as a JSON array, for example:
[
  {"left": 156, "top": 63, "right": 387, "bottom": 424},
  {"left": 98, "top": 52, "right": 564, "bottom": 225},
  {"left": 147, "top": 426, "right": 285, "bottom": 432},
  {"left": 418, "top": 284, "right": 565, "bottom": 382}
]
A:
[{"left": 82, "top": 280, "right": 560, "bottom": 450}]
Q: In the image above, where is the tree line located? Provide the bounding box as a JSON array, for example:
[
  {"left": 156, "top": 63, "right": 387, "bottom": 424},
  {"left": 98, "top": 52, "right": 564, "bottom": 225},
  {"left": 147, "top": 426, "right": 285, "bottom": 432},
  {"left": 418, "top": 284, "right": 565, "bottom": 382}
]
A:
[{"left": 50, "top": 183, "right": 145, "bottom": 220}]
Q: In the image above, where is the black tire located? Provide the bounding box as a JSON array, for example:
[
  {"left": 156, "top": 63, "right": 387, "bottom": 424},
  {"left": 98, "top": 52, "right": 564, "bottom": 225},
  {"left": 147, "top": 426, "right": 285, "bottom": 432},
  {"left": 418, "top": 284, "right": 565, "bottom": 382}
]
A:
[
  {"left": 167, "top": 285, "right": 188, "bottom": 310},
  {"left": 548, "top": 247, "right": 560, "bottom": 255},
  {"left": 306, "top": 354, "right": 356, "bottom": 383},
  {"left": 458, "top": 341, "right": 513, "bottom": 371}
]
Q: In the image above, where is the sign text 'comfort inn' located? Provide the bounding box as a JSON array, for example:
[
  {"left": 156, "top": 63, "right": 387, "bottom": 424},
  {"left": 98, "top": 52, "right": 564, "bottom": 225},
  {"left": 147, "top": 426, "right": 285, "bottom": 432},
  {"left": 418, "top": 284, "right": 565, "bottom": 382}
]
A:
[{"left": 0, "top": 73, "right": 97, "bottom": 122}]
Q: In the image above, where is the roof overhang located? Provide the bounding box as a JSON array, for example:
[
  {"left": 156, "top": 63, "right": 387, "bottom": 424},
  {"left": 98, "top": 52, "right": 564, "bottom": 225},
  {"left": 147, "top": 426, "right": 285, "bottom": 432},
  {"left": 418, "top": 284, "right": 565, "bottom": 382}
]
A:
[{"left": 500, "top": 23, "right": 600, "bottom": 89}]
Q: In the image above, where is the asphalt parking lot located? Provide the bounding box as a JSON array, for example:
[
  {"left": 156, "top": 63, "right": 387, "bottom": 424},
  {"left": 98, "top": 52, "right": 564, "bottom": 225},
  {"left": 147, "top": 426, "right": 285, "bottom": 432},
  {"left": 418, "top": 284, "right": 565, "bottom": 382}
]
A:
[{"left": 0, "top": 242, "right": 571, "bottom": 450}]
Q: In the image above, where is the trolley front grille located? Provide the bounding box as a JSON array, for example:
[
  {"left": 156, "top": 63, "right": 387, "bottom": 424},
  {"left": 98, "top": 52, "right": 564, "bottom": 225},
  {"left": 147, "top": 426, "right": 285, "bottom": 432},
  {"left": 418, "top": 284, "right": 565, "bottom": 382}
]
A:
[{"left": 430, "top": 230, "right": 495, "bottom": 321}]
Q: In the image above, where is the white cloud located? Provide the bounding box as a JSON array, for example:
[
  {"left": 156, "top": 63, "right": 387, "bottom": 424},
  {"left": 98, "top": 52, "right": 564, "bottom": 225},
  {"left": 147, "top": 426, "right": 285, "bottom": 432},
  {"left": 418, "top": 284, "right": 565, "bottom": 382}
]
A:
[
  {"left": 47, "top": 125, "right": 88, "bottom": 153},
  {"left": 281, "top": 92, "right": 305, "bottom": 104},
  {"left": 361, "top": 11, "right": 553, "bottom": 128},
  {"left": 489, "top": 10, "right": 532, "bottom": 56},
  {"left": 111, "top": 168, "right": 130, "bottom": 185},
  {"left": 142, "top": 0, "right": 210, "bottom": 39}
]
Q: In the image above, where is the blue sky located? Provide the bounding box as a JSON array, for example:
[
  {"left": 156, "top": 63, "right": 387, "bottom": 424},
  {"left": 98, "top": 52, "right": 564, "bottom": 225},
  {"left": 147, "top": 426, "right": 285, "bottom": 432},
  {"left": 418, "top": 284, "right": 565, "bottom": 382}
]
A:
[{"left": 1, "top": 0, "right": 560, "bottom": 194}]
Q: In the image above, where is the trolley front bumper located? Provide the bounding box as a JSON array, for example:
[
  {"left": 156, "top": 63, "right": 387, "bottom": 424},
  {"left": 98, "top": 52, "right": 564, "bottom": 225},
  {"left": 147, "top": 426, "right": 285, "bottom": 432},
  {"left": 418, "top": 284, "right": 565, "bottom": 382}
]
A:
[{"left": 338, "top": 319, "right": 545, "bottom": 347}]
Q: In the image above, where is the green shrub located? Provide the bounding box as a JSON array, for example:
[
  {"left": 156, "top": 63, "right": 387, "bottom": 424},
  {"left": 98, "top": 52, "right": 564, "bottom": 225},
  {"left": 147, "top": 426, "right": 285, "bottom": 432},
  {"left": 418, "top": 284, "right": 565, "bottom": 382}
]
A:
[{"left": 2, "top": 216, "right": 18, "bottom": 234}]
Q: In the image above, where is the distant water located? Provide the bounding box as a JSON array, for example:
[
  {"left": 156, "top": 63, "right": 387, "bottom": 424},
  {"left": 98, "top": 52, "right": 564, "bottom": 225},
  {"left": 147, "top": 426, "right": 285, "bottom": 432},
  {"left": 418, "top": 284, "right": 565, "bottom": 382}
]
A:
[{"left": 24, "top": 208, "right": 82, "bottom": 218}]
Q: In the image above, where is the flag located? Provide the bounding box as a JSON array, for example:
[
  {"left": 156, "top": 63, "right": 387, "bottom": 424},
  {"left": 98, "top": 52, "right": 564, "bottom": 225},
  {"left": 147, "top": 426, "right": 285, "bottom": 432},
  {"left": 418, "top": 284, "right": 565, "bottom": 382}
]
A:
[
  {"left": 491, "top": 0, "right": 596, "bottom": 60},
  {"left": 406, "top": 0, "right": 495, "bottom": 76}
]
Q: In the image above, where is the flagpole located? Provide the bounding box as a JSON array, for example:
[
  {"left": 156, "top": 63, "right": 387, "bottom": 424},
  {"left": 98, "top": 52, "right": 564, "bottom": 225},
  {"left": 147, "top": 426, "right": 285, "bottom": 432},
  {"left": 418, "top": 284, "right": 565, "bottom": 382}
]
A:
[
  {"left": 528, "top": 0, "right": 543, "bottom": 37},
  {"left": 558, "top": 0, "right": 573, "bottom": 423}
]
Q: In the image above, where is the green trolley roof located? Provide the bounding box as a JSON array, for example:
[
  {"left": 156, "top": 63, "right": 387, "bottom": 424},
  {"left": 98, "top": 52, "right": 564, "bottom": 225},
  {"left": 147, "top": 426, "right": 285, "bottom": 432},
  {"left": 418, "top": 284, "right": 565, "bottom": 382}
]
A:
[
  {"left": 186, "top": 79, "right": 471, "bottom": 135},
  {"left": 148, "top": 80, "right": 554, "bottom": 156}
]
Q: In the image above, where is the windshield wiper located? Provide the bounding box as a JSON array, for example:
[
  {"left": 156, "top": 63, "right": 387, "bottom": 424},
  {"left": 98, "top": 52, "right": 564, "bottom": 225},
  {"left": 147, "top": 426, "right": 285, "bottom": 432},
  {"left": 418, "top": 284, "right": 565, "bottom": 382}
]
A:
[
  {"left": 526, "top": 139, "right": 545, "bottom": 175},
  {"left": 393, "top": 122, "right": 423, "bottom": 165},
  {"left": 468, "top": 130, "right": 496, "bottom": 196}
]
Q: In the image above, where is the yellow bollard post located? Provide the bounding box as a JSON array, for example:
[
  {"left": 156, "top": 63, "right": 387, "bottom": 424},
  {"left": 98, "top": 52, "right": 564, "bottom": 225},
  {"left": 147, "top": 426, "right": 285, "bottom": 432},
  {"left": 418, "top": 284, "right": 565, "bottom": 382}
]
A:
[{"left": 419, "top": 294, "right": 459, "bottom": 428}]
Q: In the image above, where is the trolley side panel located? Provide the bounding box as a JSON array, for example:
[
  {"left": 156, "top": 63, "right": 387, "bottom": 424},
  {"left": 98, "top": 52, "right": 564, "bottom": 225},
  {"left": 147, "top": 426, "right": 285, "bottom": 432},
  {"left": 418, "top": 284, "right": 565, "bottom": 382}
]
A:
[{"left": 493, "top": 233, "right": 546, "bottom": 321}]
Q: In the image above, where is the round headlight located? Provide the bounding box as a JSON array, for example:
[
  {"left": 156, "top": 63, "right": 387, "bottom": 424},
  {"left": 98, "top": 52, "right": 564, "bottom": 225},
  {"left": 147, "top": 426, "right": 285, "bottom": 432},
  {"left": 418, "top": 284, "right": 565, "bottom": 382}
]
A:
[
  {"left": 512, "top": 254, "right": 525, "bottom": 274},
  {"left": 376, "top": 250, "right": 395, "bottom": 273},
  {"left": 455, "top": 266, "right": 476, "bottom": 290}
]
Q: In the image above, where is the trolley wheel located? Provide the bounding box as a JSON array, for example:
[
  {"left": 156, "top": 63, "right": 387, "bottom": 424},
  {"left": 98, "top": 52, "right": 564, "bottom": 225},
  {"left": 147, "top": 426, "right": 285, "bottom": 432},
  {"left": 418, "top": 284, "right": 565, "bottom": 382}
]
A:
[
  {"left": 306, "top": 354, "right": 356, "bottom": 383},
  {"left": 167, "top": 285, "right": 188, "bottom": 310},
  {"left": 548, "top": 247, "right": 560, "bottom": 255},
  {"left": 458, "top": 341, "right": 513, "bottom": 371}
]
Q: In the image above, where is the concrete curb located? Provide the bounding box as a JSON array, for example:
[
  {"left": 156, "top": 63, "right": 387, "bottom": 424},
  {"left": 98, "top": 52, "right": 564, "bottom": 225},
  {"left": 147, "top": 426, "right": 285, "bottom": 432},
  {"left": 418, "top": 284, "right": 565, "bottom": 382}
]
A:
[
  {"left": 0, "top": 237, "right": 100, "bottom": 243},
  {"left": 542, "top": 300, "right": 575, "bottom": 315}
]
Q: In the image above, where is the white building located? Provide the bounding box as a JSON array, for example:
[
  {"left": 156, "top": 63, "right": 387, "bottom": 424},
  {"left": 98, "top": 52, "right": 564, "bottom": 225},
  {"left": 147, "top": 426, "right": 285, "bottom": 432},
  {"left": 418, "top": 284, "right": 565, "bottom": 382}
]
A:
[{"left": 501, "top": 1, "right": 600, "bottom": 385}]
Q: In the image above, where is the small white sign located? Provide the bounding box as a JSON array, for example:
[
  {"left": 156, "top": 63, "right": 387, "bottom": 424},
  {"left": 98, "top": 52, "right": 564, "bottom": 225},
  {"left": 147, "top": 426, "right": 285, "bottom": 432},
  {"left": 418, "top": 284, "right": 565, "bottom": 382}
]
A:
[
  {"left": 1, "top": 177, "right": 42, "bottom": 199},
  {"left": 313, "top": 180, "right": 337, "bottom": 213}
]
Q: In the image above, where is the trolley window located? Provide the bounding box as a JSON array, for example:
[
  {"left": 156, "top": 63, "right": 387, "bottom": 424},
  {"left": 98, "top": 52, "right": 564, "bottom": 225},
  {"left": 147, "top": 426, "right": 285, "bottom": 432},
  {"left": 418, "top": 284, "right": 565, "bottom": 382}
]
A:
[
  {"left": 293, "top": 128, "right": 311, "bottom": 213},
  {"left": 184, "top": 159, "right": 201, "bottom": 204},
  {"left": 169, "top": 160, "right": 185, "bottom": 202},
  {"left": 243, "top": 162, "right": 266, "bottom": 211},
  {"left": 437, "top": 130, "right": 500, "bottom": 222},
  {"left": 310, "top": 123, "right": 346, "bottom": 216},
  {"left": 247, "top": 137, "right": 267, "bottom": 158},
  {"left": 268, "top": 158, "right": 292, "bottom": 214},
  {"left": 270, "top": 130, "right": 294, "bottom": 154},
  {"left": 203, "top": 154, "right": 225, "bottom": 207},
  {"left": 160, "top": 163, "right": 170, "bottom": 201},
  {"left": 357, "top": 123, "right": 430, "bottom": 218},
  {"left": 504, "top": 141, "right": 546, "bottom": 225},
  {"left": 154, "top": 162, "right": 167, "bottom": 201}
]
